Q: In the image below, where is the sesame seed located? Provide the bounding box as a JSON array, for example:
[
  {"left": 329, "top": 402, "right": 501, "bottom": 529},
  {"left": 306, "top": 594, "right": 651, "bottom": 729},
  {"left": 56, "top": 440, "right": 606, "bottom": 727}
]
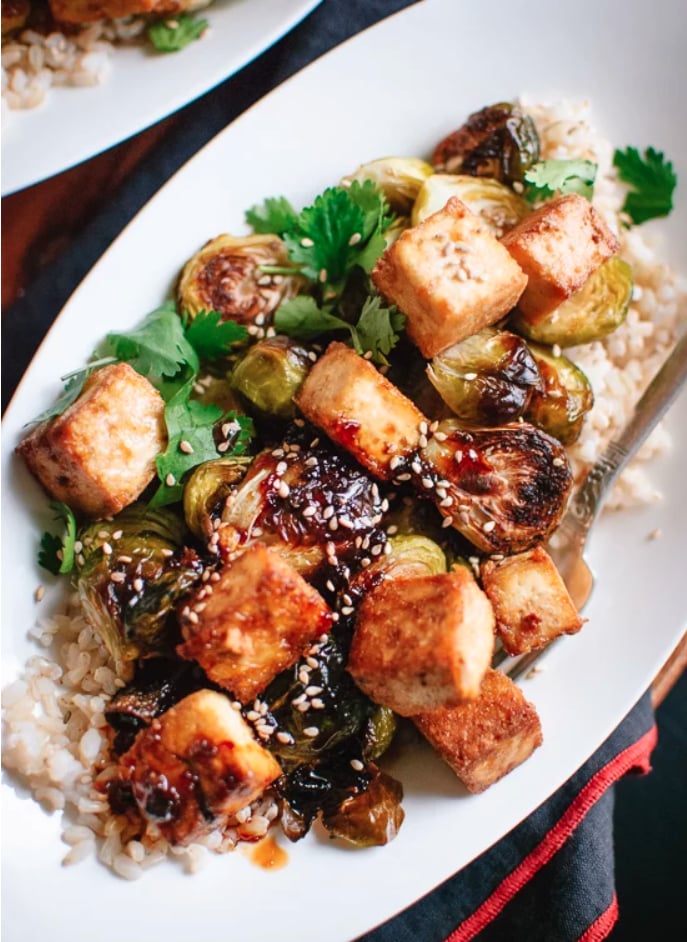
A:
[
  {"left": 272, "top": 448, "right": 285, "bottom": 458},
  {"left": 454, "top": 450, "right": 463, "bottom": 463},
  {"left": 161, "top": 548, "right": 174, "bottom": 558},
  {"left": 361, "top": 557, "right": 371, "bottom": 568},
  {"left": 419, "top": 421, "right": 428, "bottom": 435},
  {"left": 276, "top": 731, "right": 294, "bottom": 745},
  {"left": 363, "top": 350, "right": 373, "bottom": 360},
  {"left": 383, "top": 542, "right": 393, "bottom": 556},
  {"left": 348, "top": 232, "right": 362, "bottom": 246},
  {"left": 552, "top": 344, "right": 562, "bottom": 358},
  {"left": 275, "top": 461, "right": 288, "bottom": 476},
  {"left": 434, "top": 431, "right": 448, "bottom": 442},
  {"left": 73, "top": 541, "right": 83, "bottom": 553},
  {"left": 341, "top": 606, "right": 354, "bottom": 616},
  {"left": 246, "top": 710, "right": 260, "bottom": 721},
  {"left": 179, "top": 440, "right": 194, "bottom": 455},
  {"left": 300, "top": 237, "right": 314, "bottom": 247},
  {"left": 303, "top": 727, "right": 319, "bottom": 738},
  {"left": 482, "top": 520, "right": 496, "bottom": 532},
  {"left": 411, "top": 460, "right": 422, "bottom": 474},
  {"left": 34, "top": 585, "right": 45, "bottom": 602},
  {"left": 464, "top": 372, "right": 478, "bottom": 381},
  {"left": 110, "top": 572, "right": 126, "bottom": 584},
  {"left": 187, "top": 611, "right": 200, "bottom": 624},
  {"left": 306, "top": 656, "right": 319, "bottom": 669},
  {"left": 133, "top": 578, "right": 144, "bottom": 592},
  {"left": 298, "top": 669, "right": 311, "bottom": 685},
  {"left": 350, "top": 759, "right": 364, "bottom": 771},
  {"left": 97, "top": 530, "right": 110, "bottom": 540},
  {"left": 210, "top": 572, "right": 221, "bottom": 582},
  {"left": 421, "top": 477, "right": 434, "bottom": 489},
  {"left": 302, "top": 505, "right": 318, "bottom": 518},
  {"left": 310, "top": 437, "right": 320, "bottom": 448},
  {"left": 331, "top": 611, "right": 340, "bottom": 622},
  {"left": 441, "top": 516, "right": 454, "bottom": 528},
  {"left": 296, "top": 701, "right": 311, "bottom": 712},
  {"left": 389, "top": 455, "right": 403, "bottom": 471},
  {"left": 328, "top": 517, "right": 339, "bottom": 531},
  {"left": 217, "top": 442, "right": 230, "bottom": 453},
  {"left": 342, "top": 594, "right": 353, "bottom": 607},
  {"left": 395, "top": 472, "right": 412, "bottom": 481},
  {"left": 419, "top": 434, "right": 428, "bottom": 448},
  {"left": 435, "top": 487, "right": 448, "bottom": 500},
  {"left": 311, "top": 698, "right": 325, "bottom": 710},
  {"left": 277, "top": 480, "right": 291, "bottom": 499},
  {"left": 318, "top": 268, "right": 328, "bottom": 283},
  {"left": 386, "top": 525, "right": 399, "bottom": 535},
  {"left": 371, "top": 544, "right": 383, "bottom": 556},
  {"left": 429, "top": 420, "right": 439, "bottom": 433},
  {"left": 440, "top": 496, "right": 454, "bottom": 508},
  {"left": 305, "top": 685, "right": 323, "bottom": 697},
  {"left": 77, "top": 554, "right": 85, "bottom": 567},
  {"left": 552, "top": 457, "right": 565, "bottom": 467},
  {"left": 102, "top": 542, "right": 113, "bottom": 556},
  {"left": 165, "top": 473, "right": 176, "bottom": 487}
]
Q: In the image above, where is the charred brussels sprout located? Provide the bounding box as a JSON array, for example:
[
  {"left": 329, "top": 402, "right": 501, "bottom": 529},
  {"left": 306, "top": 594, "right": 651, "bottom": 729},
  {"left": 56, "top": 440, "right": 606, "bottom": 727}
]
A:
[
  {"left": 231, "top": 336, "right": 311, "bottom": 418},
  {"left": 321, "top": 767, "right": 404, "bottom": 847},
  {"left": 432, "top": 102, "right": 540, "bottom": 185},
  {"left": 183, "top": 456, "right": 251, "bottom": 540},
  {"left": 525, "top": 343, "right": 594, "bottom": 445},
  {"left": 76, "top": 506, "right": 204, "bottom": 676},
  {"left": 411, "top": 173, "right": 529, "bottom": 235},
  {"left": 218, "top": 433, "right": 388, "bottom": 576},
  {"left": 427, "top": 328, "right": 542, "bottom": 425},
  {"left": 510, "top": 257, "right": 633, "bottom": 347},
  {"left": 341, "top": 157, "right": 434, "bottom": 213},
  {"left": 417, "top": 419, "right": 572, "bottom": 554},
  {"left": 178, "top": 233, "right": 303, "bottom": 327}
]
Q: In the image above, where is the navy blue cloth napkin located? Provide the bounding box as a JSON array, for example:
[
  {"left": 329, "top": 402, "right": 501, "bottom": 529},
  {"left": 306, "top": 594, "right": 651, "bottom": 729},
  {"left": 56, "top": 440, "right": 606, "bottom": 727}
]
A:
[{"left": 0, "top": 3, "right": 669, "bottom": 940}]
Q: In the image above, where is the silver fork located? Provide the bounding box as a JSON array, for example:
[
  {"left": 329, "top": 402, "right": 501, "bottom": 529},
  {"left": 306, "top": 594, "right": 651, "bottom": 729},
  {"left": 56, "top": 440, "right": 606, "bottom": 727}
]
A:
[{"left": 502, "top": 328, "right": 687, "bottom": 681}]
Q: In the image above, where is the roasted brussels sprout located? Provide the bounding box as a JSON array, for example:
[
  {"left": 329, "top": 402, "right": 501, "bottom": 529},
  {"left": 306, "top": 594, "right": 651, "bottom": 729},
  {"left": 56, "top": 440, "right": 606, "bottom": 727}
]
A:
[
  {"left": 321, "top": 767, "right": 405, "bottom": 847},
  {"left": 183, "top": 456, "right": 251, "bottom": 540},
  {"left": 178, "top": 233, "right": 303, "bottom": 327},
  {"left": 218, "top": 432, "right": 388, "bottom": 576},
  {"left": 342, "top": 157, "right": 434, "bottom": 213},
  {"left": 231, "top": 335, "right": 312, "bottom": 418},
  {"left": 525, "top": 343, "right": 594, "bottom": 445},
  {"left": 192, "top": 375, "right": 244, "bottom": 414},
  {"left": 76, "top": 506, "right": 204, "bottom": 676},
  {"left": 427, "top": 327, "right": 542, "bottom": 425},
  {"left": 416, "top": 419, "right": 572, "bottom": 554},
  {"left": 2, "top": 0, "right": 30, "bottom": 34},
  {"left": 432, "top": 102, "right": 540, "bottom": 185},
  {"left": 510, "top": 257, "right": 634, "bottom": 347},
  {"left": 411, "top": 173, "right": 530, "bottom": 235}
]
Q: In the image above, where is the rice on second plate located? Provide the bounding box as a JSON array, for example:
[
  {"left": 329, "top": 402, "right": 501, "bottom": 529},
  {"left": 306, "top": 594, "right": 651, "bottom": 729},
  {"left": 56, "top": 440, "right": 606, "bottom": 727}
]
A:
[{"left": 2, "top": 99, "right": 685, "bottom": 877}]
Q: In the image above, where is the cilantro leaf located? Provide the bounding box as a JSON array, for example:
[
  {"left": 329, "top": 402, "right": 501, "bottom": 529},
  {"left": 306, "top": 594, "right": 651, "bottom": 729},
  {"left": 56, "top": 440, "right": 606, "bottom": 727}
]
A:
[
  {"left": 147, "top": 14, "right": 208, "bottom": 53},
  {"left": 150, "top": 379, "right": 254, "bottom": 507},
  {"left": 350, "top": 297, "right": 406, "bottom": 366},
  {"left": 100, "top": 302, "right": 199, "bottom": 387},
  {"left": 524, "top": 159, "right": 598, "bottom": 202},
  {"left": 38, "top": 502, "right": 77, "bottom": 575},
  {"left": 246, "top": 197, "right": 299, "bottom": 236},
  {"left": 274, "top": 296, "right": 350, "bottom": 340},
  {"left": 613, "top": 146, "right": 677, "bottom": 225},
  {"left": 184, "top": 309, "right": 248, "bottom": 360}
]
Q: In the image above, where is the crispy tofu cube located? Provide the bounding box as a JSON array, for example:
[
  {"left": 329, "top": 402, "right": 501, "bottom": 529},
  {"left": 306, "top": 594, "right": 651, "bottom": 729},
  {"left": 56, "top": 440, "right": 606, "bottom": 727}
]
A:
[
  {"left": 17, "top": 362, "right": 165, "bottom": 518},
  {"left": 371, "top": 197, "right": 527, "bottom": 358},
  {"left": 119, "top": 689, "right": 282, "bottom": 845},
  {"left": 48, "top": 0, "right": 199, "bottom": 25},
  {"left": 177, "top": 544, "right": 332, "bottom": 702},
  {"left": 295, "top": 341, "right": 425, "bottom": 480},
  {"left": 347, "top": 566, "right": 495, "bottom": 716},
  {"left": 501, "top": 193, "right": 619, "bottom": 322},
  {"left": 414, "top": 668, "right": 543, "bottom": 793},
  {"left": 481, "top": 545, "right": 584, "bottom": 655}
]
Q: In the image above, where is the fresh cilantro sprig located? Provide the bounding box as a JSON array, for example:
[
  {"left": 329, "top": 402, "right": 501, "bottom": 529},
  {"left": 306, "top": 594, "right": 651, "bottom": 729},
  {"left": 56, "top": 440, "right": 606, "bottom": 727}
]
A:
[
  {"left": 524, "top": 158, "right": 598, "bottom": 202},
  {"left": 147, "top": 13, "right": 208, "bottom": 53},
  {"left": 183, "top": 309, "right": 248, "bottom": 360},
  {"left": 613, "top": 146, "right": 677, "bottom": 225},
  {"left": 247, "top": 180, "right": 394, "bottom": 293},
  {"left": 275, "top": 294, "right": 405, "bottom": 366},
  {"left": 150, "top": 379, "right": 254, "bottom": 508},
  {"left": 38, "top": 502, "right": 77, "bottom": 575}
]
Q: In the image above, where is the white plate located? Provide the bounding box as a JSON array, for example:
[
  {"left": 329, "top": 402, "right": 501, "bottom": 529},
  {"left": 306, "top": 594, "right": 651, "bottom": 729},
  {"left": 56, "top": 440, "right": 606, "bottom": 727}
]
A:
[
  {"left": 2, "top": 1, "right": 686, "bottom": 939},
  {"left": 0, "top": 0, "right": 322, "bottom": 195}
]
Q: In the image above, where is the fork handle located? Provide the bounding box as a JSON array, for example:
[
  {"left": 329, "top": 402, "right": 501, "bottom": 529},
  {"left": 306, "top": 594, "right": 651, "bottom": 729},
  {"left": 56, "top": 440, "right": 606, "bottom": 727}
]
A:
[{"left": 568, "top": 329, "right": 687, "bottom": 529}]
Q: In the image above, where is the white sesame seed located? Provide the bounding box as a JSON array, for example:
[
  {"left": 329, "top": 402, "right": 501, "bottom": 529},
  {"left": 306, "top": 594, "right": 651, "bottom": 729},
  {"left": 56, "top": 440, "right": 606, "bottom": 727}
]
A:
[
  {"left": 300, "top": 237, "right": 315, "bottom": 247},
  {"left": 179, "top": 440, "right": 194, "bottom": 455},
  {"left": 350, "top": 759, "right": 364, "bottom": 771},
  {"left": 454, "top": 450, "right": 463, "bottom": 463},
  {"left": 328, "top": 517, "right": 339, "bottom": 531},
  {"left": 482, "top": 520, "right": 496, "bottom": 532},
  {"left": 187, "top": 611, "right": 200, "bottom": 624},
  {"left": 434, "top": 431, "right": 448, "bottom": 442},
  {"left": 276, "top": 731, "right": 294, "bottom": 744},
  {"left": 277, "top": 481, "right": 291, "bottom": 499},
  {"left": 464, "top": 372, "right": 478, "bottom": 381},
  {"left": 318, "top": 268, "right": 328, "bottom": 283},
  {"left": 371, "top": 544, "right": 383, "bottom": 556},
  {"left": 441, "top": 516, "right": 454, "bottom": 528},
  {"left": 165, "top": 473, "right": 176, "bottom": 487},
  {"left": 421, "top": 477, "right": 434, "bottom": 489},
  {"left": 396, "top": 472, "right": 412, "bottom": 481},
  {"left": 217, "top": 442, "right": 230, "bottom": 453},
  {"left": 552, "top": 344, "right": 562, "bottom": 358},
  {"left": 311, "top": 698, "right": 325, "bottom": 710},
  {"left": 419, "top": 421, "right": 428, "bottom": 435},
  {"left": 246, "top": 710, "right": 260, "bottom": 721},
  {"left": 341, "top": 606, "right": 355, "bottom": 616},
  {"left": 110, "top": 572, "right": 126, "bottom": 584},
  {"left": 117, "top": 555, "right": 133, "bottom": 564},
  {"left": 389, "top": 455, "right": 403, "bottom": 471},
  {"left": 303, "top": 727, "right": 319, "bottom": 738},
  {"left": 34, "top": 585, "right": 45, "bottom": 602},
  {"left": 296, "top": 701, "right": 311, "bottom": 712},
  {"left": 161, "top": 548, "right": 174, "bottom": 558},
  {"left": 133, "top": 578, "right": 144, "bottom": 592},
  {"left": 275, "top": 461, "right": 288, "bottom": 476},
  {"left": 348, "top": 232, "right": 362, "bottom": 246},
  {"left": 73, "top": 540, "right": 83, "bottom": 553},
  {"left": 552, "top": 457, "right": 565, "bottom": 467},
  {"left": 440, "top": 496, "right": 454, "bottom": 508},
  {"left": 305, "top": 685, "right": 323, "bottom": 697},
  {"left": 102, "top": 542, "right": 113, "bottom": 556}
]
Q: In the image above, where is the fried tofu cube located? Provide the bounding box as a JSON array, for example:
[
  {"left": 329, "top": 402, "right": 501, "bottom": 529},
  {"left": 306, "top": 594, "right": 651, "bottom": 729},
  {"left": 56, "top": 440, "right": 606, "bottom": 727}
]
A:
[
  {"left": 48, "top": 0, "right": 205, "bottom": 25},
  {"left": 295, "top": 341, "right": 425, "bottom": 480},
  {"left": 347, "top": 566, "right": 495, "bottom": 716},
  {"left": 119, "top": 689, "right": 282, "bottom": 845},
  {"left": 501, "top": 193, "right": 619, "bottom": 322},
  {"left": 17, "top": 362, "right": 165, "bottom": 518},
  {"left": 414, "top": 668, "right": 543, "bottom": 793},
  {"left": 371, "top": 197, "right": 527, "bottom": 358},
  {"left": 177, "top": 544, "right": 332, "bottom": 702},
  {"left": 481, "top": 545, "right": 584, "bottom": 655}
]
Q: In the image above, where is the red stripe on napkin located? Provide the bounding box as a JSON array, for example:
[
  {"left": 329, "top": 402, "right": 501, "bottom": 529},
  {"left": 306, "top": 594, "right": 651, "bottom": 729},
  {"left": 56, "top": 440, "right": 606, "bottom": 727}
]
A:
[
  {"left": 445, "top": 724, "right": 657, "bottom": 942},
  {"left": 578, "top": 893, "right": 619, "bottom": 941}
]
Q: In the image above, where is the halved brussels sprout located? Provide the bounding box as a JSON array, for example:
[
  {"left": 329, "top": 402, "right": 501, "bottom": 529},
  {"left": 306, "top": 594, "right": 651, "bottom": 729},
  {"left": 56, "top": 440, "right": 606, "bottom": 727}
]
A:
[
  {"left": 427, "top": 327, "right": 542, "bottom": 425},
  {"left": 183, "top": 456, "right": 251, "bottom": 539},
  {"left": 178, "top": 233, "right": 303, "bottom": 326},
  {"left": 342, "top": 157, "right": 434, "bottom": 213},
  {"left": 432, "top": 102, "right": 540, "bottom": 185},
  {"left": 510, "top": 257, "right": 633, "bottom": 347},
  {"left": 192, "top": 375, "right": 244, "bottom": 414},
  {"left": 218, "top": 434, "right": 387, "bottom": 576},
  {"left": 411, "top": 173, "right": 530, "bottom": 235},
  {"left": 231, "top": 336, "right": 311, "bottom": 418},
  {"left": 321, "top": 767, "right": 404, "bottom": 847},
  {"left": 416, "top": 419, "right": 572, "bottom": 554},
  {"left": 345, "top": 534, "right": 447, "bottom": 609},
  {"left": 76, "top": 506, "right": 204, "bottom": 676},
  {"left": 525, "top": 343, "right": 594, "bottom": 445}
]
